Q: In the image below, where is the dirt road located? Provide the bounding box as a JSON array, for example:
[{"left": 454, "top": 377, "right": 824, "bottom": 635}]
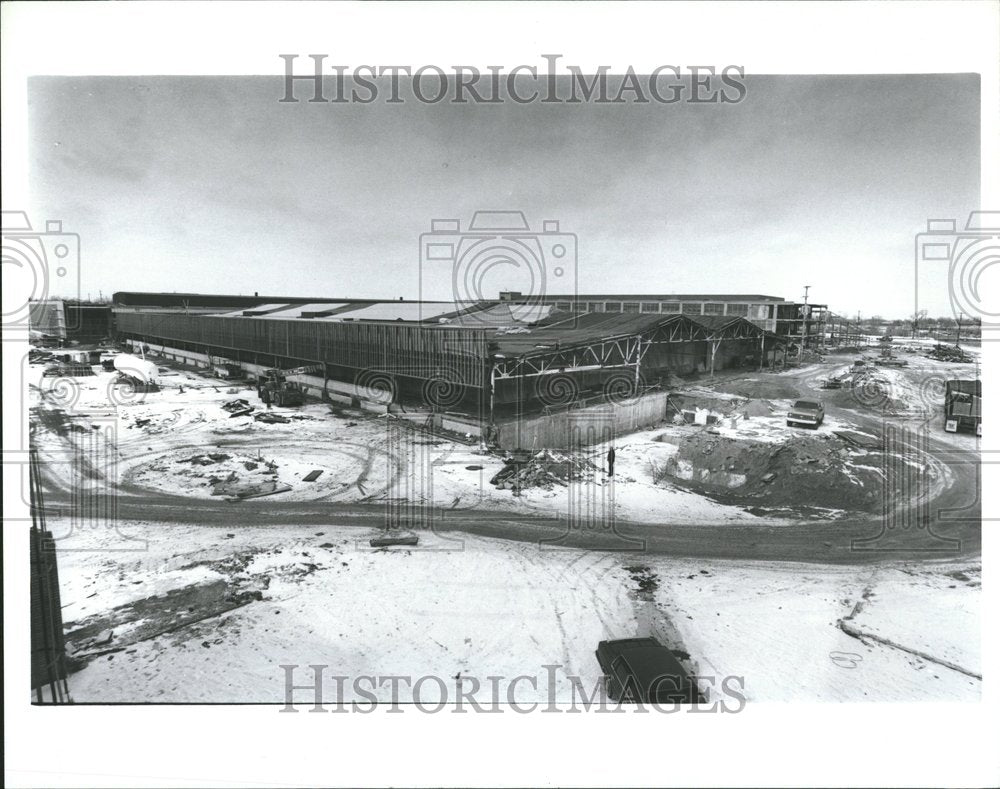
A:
[{"left": 37, "top": 358, "right": 982, "bottom": 565}]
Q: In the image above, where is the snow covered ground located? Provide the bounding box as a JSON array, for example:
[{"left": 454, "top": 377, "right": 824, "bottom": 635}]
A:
[
  {"left": 56, "top": 520, "right": 980, "bottom": 704},
  {"left": 32, "top": 353, "right": 981, "bottom": 705},
  {"left": 29, "top": 363, "right": 763, "bottom": 525},
  {"left": 648, "top": 557, "right": 980, "bottom": 701},
  {"left": 57, "top": 520, "right": 638, "bottom": 703}
]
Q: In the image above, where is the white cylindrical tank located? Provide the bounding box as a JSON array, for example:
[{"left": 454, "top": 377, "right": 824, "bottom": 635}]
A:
[{"left": 113, "top": 354, "right": 159, "bottom": 385}]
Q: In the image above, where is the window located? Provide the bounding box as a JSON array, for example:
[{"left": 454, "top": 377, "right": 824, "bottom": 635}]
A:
[
  {"left": 641, "top": 302, "right": 660, "bottom": 313},
  {"left": 726, "top": 303, "right": 748, "bottom": 317},
  {"left": 749, "top": 304, "right": 772, "bottom": 320},
  {"left": 682, "top": 302, "right": 703, "bottom": 315},
  {"left": 623, "top": 302, "right": 640, "bottom": 313},
  {"left": 703, "top": 303, "right": 724, "bottom": 315},
  {"left": 555, "top": 301, "right": 572, "bottom": 311},
  {"left": 588, "top": 302, "right": 604, "bottom": 312},
  {"left": 605, "top": 302, "right": 622, "bottom": 312},
  {"left": 661, "top": 302, "right": 681, "bottom": 313}
]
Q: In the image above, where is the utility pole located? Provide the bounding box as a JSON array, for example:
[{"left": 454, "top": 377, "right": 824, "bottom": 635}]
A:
[{"left": 797, "top": 285, "right": 811, "bottom": 360}]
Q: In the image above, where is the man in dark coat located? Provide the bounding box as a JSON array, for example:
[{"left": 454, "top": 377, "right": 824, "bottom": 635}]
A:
[{"left": 607, "top": 445, "right": 616, "bottom": 477}]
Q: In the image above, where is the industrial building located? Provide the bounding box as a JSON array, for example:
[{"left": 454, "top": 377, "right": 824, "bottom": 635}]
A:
[
  {"left": 28, "top": 299, "right": 112, "bottom": 342},
  {"left": 498, "top": 291, "right": 829, "bottom": 346},
  {"left": 111, "top": 291, "right": 791, "bottom": 432}
]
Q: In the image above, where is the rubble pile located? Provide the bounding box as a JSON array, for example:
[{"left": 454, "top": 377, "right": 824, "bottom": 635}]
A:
[
  {"left": 926, "top": 344, "right": 974, "bottom": 363},
  {"left": 221, "top": 398, "right": 255, "bottom": 417},
  {"left": 180, "top": 452, "right": 232, "bottom": 466},
  {"left": 490, "top": 449, "right": 600, "bottom": 492},
  {"left": 254, "top": 412, "right": 290, "bottom": 423}
]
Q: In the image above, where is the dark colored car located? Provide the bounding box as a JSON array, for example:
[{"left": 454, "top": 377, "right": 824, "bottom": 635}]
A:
[
  {"left": 786, "top": 398, "right": 825, "bottom": 428},
  {"left": 595, "top": 637, "right": 701, "bottom": 704}
]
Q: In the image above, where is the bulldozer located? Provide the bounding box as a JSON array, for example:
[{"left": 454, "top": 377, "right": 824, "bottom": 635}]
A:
[{"left": 256, "top": 367, "right": 309, "bottom": 407}]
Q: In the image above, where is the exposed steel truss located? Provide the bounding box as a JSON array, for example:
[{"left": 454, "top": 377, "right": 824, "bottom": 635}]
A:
[{"left": 492, "top": 315, "right": 785, "bottom": 381}]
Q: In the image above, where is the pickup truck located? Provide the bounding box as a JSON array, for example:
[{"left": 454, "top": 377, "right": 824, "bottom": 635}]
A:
[{"left": 786, "top": 398, "right": 825, "bottom": 429}]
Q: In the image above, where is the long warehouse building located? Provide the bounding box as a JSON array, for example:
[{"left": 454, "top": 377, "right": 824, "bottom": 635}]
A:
[{"left": 112, "top": 291, "right": 790, "bottom": 424}]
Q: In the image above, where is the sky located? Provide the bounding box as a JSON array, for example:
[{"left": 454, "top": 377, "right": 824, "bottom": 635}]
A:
[{"left": 27, "top": 74, "right": 980, "bottom": 318}]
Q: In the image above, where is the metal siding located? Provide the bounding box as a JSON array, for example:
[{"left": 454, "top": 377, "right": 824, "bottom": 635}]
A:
[{"left": 114, "top": 311, "right": 489, "bottom": 387}]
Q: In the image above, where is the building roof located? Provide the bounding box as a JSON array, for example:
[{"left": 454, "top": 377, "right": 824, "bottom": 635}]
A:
[
  {"left": 488, "top": 310, "right": 782, "bottom": 359},
  {"left": 327, "top": 302, "right": 464, "bottom": 322},
  {"left": 502, "top": 292, "right": 787, "bottom": 303},
  {"left": 210, "top": 300, "right": 551, "bottom": 326},
  {"left": 688, "top": 314, "right": 746, "bottom": 331}
]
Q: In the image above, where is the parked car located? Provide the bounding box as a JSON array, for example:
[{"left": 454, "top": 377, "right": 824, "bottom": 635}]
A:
[
  {"left": 786, "top": 398, "right": 825, "bottom": 429},
  {"left": 595, "top": 637, "right": 701, "bottom": 704}
]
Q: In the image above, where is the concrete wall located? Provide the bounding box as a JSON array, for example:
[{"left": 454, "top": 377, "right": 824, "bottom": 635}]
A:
[{"left": 495, "top": 390, "right": 669, "bottom": 450}]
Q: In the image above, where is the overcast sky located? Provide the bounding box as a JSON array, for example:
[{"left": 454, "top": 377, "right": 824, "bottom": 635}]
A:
[{"left": 28, "top": 74, "right": 979, "bottom": 318}]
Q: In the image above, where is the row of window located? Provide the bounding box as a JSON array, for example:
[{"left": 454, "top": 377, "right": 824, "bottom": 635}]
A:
[{"left": 550, "top": 300, "right": 772, "bottom": 318}]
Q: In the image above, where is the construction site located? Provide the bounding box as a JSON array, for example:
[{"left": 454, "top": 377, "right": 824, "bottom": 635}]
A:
[{"left": 27, "top": 289, "right": 983, "bottom": 705}]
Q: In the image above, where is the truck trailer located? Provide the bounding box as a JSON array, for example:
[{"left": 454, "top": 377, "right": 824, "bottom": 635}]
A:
[{"left": 944, "top": 380, "right": 981, "bottom": 435}]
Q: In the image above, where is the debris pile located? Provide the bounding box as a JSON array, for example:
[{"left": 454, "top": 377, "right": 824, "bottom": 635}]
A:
[
  {"left": 926, "top": 344, "right": 974, "bottom": 363},
  {"left": 370, "top": 530, "right": 419, "bottom": 548},
  {"left": 254, "top": 412, "right": 290, "bottom": 424},
  {"left": 875, "top": 346, "right": 908, "bottom": 367},
  {"left": 181, "top": 452, "right": 232, "bottom": 466},
  {"left": 43, "top": 362, "right": 95, "bottom": 377},
  {"left": 490, "top": 449, "right": 600, "bottom": 492},
  {"left": 222, "top": 398, "right": 255, "bottom": 417}
]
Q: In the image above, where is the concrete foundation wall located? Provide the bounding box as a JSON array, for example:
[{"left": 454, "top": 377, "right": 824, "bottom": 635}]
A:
[{"left": 496, "top": 391, "right": 669, "bottom": 450}]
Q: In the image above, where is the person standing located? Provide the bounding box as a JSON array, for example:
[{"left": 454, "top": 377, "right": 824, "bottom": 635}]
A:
[{"left": 607, "top": 445, "right": 616, "bottom": 477}]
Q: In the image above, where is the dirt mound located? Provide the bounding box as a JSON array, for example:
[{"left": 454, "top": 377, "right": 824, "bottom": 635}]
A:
[
  {"left": 656, "top": 432, "right": 887, "bottom": 515},
  {"left": 822, "top": 370, "right": 909, "bottom": 416},
  {"left": 742, "top": 399, "right": 777, "bottom": 417}
]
